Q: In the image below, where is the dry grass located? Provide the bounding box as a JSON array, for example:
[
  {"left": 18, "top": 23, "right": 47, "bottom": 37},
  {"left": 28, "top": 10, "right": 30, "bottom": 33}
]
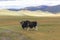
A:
[{"left": 0, "top": 16, "right": 60, "bottom": 40}]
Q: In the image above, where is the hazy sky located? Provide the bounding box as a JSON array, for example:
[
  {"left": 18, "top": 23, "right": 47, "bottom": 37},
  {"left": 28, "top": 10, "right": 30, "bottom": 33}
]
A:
[
  {"left": 0, "top": 0, "right": 60, "bottom": 9},
  {"left": 0, "top": 0, "right": 15, "bottom": 1}
]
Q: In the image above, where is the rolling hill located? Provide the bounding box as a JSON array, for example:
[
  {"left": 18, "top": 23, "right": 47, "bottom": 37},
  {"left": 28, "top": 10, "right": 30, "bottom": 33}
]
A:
[
  {"left": 0, "top": 10, "right": 60, "bottom": 17},
  {"left": 0, "top": 10, "right": 25, "bottom": 16}
]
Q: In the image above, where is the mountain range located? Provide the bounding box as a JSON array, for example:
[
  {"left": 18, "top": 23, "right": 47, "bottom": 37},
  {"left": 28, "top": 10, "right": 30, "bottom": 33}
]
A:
[{"left": 8, "top": 5, "right": 60, "bottom": 13}]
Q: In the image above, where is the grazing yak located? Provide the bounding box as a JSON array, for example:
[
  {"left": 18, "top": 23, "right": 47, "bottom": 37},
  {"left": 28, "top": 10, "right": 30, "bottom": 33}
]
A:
[{"left": 20, "top": 20, "right": 38, "bottom": 30}]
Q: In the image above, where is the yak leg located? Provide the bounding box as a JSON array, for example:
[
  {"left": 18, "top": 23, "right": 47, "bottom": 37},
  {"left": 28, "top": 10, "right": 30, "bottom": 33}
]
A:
[{"left": 35, "top": 26, "right": 38, "bottom": 31}]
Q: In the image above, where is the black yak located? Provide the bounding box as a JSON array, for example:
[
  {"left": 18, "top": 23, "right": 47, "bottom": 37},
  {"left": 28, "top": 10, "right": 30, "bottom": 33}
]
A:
[{"left": 20, "top": 20, "right": 38, "bottom": 30}]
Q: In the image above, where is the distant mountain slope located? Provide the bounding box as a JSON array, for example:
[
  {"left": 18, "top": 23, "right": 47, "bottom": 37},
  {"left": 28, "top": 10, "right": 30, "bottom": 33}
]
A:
[
  {"left": 22, "top": 5, "right": 60, "bottom": 13},
  {"left": 8, "top": 9, "right": 21, "bottom": 11},
  {"left": 23, "top": 5, "right": 48, "bottom": 11},
  {"left": 8, "top": 5, "right": 60, "bottom": 13}
]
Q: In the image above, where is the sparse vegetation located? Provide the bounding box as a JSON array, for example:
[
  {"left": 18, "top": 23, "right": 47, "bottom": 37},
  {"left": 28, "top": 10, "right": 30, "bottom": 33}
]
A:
[{"left": 0, "top": 16, "right": 60, "bottom": 40}]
